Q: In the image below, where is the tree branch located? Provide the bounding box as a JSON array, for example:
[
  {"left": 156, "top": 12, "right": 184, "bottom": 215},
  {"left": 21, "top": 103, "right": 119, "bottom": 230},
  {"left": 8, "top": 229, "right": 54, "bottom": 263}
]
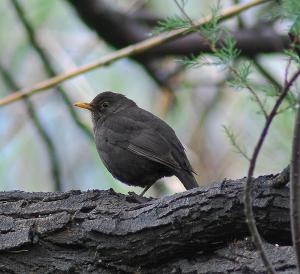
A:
[
  {"left": 0, "top": 0, "right": 269, "bottom": 107},
  {"left": 68, "top": 0, "right": 289, "bottom": 57},
  {"left": 0, "top": 174, "right": 293, "bottom": 273},
  {"left": 290, "top": 30, "right": 300, "bottom": 273},
  {"left": 291, "top": 97, "right": 300, "bottom": 273}
]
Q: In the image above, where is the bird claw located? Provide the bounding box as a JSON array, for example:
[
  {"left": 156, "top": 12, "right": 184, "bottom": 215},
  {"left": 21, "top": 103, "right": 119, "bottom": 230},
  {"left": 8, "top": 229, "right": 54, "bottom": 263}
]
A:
[{"left": 126, "top": 191, "right": 151, "bottom": 204}]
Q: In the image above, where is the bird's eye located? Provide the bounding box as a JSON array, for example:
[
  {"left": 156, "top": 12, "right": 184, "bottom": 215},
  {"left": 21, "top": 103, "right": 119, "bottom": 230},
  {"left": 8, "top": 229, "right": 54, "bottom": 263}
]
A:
[{"left": 101, "top": 102, "right": 109, "bottom": 109}]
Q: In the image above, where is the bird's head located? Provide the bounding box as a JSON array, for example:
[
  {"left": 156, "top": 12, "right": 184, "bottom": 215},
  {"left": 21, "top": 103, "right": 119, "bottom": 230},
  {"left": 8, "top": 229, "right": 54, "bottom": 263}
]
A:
[{"left": 74, "top": 91, "right": 136, "bottom": 123}]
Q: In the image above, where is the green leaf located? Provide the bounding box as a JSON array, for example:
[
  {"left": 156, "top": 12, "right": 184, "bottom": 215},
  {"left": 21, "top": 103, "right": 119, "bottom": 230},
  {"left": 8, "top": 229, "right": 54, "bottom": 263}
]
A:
[
  {"left": 284, "top": 49, "right": 300, "bottom": 65},
  {"left": 214, "top": 35, "right": 240, "bottom": 67},
  {"left": 227, "top": 62, "right": 252, "bottom": 90},
  {"left": 290, "top": 14, "right": 300, "bottom": 35},
  {"left": 198, "top": 3, "right": 222, "bottom": 47},
  {"left": 151, "top": 16, "right": 190, "bottom": 36}
]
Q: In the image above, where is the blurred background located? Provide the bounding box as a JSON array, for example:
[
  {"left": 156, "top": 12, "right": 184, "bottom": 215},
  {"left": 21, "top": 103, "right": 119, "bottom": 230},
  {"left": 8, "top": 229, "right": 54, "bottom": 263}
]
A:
[{"left": 0, "top": 0, "right": 294, "bottom": 196}]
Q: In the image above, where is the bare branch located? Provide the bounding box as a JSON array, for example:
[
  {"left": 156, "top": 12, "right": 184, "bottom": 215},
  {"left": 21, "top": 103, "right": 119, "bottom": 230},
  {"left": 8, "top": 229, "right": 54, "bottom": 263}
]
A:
[
  {"left": 291, "top": 100, "right": 300, "bottom": 273},
  {"left": 0, "top": 0, "right": 269, "bottom": 107},
  {"left": 290, "top": 30, "right": 300, "bottom": 273}
]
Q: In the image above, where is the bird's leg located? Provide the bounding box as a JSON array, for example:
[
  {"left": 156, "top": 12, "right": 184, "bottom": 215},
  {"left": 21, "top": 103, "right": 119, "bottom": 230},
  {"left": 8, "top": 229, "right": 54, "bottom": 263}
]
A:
[{"left": 139, "top": 182, "right": 155, "bottom": 197}]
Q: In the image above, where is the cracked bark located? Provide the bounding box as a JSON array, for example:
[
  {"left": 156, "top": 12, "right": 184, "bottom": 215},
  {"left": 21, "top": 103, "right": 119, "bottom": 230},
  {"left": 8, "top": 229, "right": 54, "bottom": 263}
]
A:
[{"left": 0, "top": 174, "right": 296, "bottom": 273}]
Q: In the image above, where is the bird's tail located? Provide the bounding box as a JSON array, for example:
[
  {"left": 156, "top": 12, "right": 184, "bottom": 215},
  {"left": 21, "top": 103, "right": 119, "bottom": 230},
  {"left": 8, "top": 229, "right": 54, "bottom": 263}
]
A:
[{"left": 176, "top": 171, "right": 198, "bottom": 190}]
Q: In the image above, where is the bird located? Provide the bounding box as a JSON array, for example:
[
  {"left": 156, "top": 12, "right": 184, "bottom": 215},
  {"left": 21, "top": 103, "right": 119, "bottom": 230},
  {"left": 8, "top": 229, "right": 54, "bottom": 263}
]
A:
[{"left": 74, "top": 91, "right": 198, "bottom": 196}]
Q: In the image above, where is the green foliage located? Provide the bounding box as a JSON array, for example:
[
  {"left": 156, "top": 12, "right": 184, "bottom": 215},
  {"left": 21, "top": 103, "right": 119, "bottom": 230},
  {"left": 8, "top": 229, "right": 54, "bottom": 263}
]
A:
[
  {"left": 151, "top": 16, "right": 190, "bottom": 35},
  {"left": 180, "top": 4, "right": 240, "bottom": 69},
  {"left": 271, "top": 0, "right": 300, "bottom": 34},
  {"left": 198, "top": 3, "right": 222, "bottom": 47},
  {"left": 227, "top": 62, "right": 252, "bottom": 90},
  {"left": 214, "top": 35, "right": 240, "bottom": 67},
  {"left": 284, "top": 49, "right": 300, "bottom": 66},
  {"left": 179, "top": 34, "right": 240, "bottom": 69},
  {"left": 179, "top": 54, "right": 202, "bottom": 68},
  {"left": 290, "top": 14, "right": 300, "bottom": 36},
  {"left": 223, "top": 125, "right": 250, "bottom": 161},
  {"left": 154, "top": 2, "right": 240, "bottom": 69},
  {"left": 167, "top": 0, "right": 300, "bottom": 158},
  {"left": 173, "top": 0, "right": 299, "bottom": 119},
  {"left": 177, "top": 54, "right": 201, "bottom": 68},
  {"left": 198, "top": 2, "right": 240, "bottom": 67},
  {"left": 285, "top": 92, "right": 298, "bottom": 106},
  {"left": 274, "top": 0, "right": 300, "bottom": 21}
]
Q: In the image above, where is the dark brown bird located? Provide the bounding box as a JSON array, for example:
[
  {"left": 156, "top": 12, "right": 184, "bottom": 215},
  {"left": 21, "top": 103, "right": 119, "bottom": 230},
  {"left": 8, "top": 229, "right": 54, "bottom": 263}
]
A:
[{"left": 74, "top": 91, "right": 198, "bottom": 196}]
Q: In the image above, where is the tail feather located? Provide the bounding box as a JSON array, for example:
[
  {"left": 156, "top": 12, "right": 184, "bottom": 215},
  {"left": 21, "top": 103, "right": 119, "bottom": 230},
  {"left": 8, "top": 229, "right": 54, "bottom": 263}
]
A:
[{"left": 176, "top": 171, "right": 198, "bottom": 190}]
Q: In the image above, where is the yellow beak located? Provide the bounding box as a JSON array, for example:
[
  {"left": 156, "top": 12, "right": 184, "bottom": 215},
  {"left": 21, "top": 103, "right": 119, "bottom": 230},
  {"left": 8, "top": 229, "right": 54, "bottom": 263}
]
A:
[{"left": 74, "top": 102, "right": 93, "bottom": 111}]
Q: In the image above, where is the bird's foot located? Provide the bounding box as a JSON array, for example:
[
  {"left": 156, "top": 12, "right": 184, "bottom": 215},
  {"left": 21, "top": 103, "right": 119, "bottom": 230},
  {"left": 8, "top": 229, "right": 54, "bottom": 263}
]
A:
[{"left": 126, "top": 191, "right": 151, "bottom": 204}]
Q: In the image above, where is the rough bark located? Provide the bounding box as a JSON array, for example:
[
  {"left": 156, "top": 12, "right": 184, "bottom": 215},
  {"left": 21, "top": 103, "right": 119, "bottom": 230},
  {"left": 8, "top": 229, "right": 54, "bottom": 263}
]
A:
[{"left": 0, "top": 174, "right": 295, "bottom": 273}]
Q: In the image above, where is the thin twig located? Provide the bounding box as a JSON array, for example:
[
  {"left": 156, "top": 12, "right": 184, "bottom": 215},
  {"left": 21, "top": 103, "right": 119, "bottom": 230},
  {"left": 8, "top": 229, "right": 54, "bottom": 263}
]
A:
[
  {"left": 290, "top": 108, "right": 300, "bottom": 273},
  {"left": 244, "top": 67, "right": 300, "bottom": 274},
  {"left": 10, "top": 0, "right": 93, "bottom": 140},
  {"left": 233, "top": 0, "right": 245, "bottom": 28},
  {"left": 174, "top": 0, "right": 195, "bottom": 26},
  {"left": 252, "top": 58, "right": 299, "bottom": 113},
  {"left": 0, "top": 63, "right": 62, "bottom": 191},
  {"left": 230, "top": 66, "right": 268, "bottom": 119},
  {"left": 174, "top": 0, "right": 217, "bottom": 52},
  {"left": 252, "top": 59, "right": 282, "bottom": 90},
  {"left": 223, "top": 125, "right": 251, "bottom": 161},
  {"left": 231, "top": 1, "right": 271, "bottom": 118},
  {"left": 0, "top": 0, "right": 269, "bottom": 106},
  {"left": 285, "top": 59, "right": 292, "bottom": 87},
  {"left": 290, "top": 92, "right": 300, "bottom": 274},
  {"left": 290, "top": 31, "right": 300, "bottom": 273}
]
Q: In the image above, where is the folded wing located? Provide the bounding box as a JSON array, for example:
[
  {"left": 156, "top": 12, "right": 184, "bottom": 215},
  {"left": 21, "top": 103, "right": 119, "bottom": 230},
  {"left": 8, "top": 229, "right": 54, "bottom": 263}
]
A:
[{"left": 127, "top": 129, "right": 182, "bottom": 171}]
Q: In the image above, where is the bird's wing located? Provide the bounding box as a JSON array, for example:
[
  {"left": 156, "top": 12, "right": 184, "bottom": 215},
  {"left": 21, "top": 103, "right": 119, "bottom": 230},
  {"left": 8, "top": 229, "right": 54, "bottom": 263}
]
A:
[
  {"left": 104, "top": 107, "right": 194, "bottom": 173},
  {"left": 126, "top": 129, "right": 182, "bottom": 171}
]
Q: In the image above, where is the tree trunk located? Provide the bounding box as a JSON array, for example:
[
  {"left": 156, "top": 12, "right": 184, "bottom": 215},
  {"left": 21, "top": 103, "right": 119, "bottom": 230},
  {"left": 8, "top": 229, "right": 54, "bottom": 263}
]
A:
[{"left": 0, "top": 174, "right": 295, "bottom": 273}]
